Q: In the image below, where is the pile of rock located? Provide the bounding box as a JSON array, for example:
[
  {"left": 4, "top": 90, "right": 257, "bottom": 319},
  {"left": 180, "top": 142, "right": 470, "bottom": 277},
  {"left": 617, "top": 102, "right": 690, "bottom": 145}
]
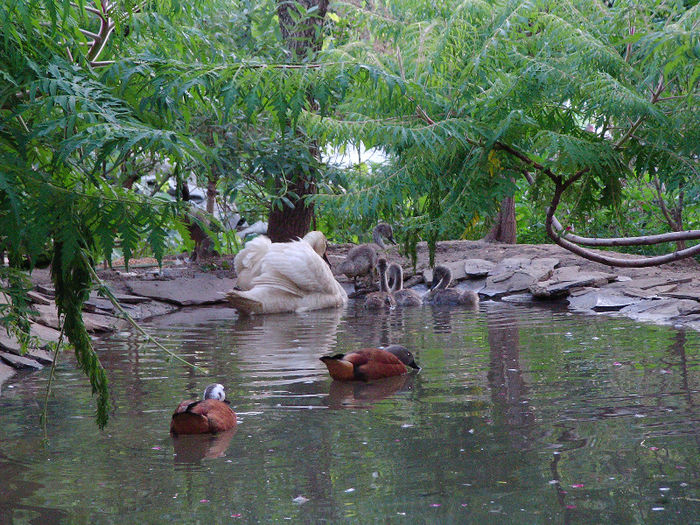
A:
[{"left": 421, "top": 256, "right": 700, "bottom": 329}]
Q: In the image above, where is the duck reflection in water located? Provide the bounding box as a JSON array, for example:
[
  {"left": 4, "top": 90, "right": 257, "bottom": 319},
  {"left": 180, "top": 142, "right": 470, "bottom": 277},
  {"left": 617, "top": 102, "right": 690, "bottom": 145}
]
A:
[
  {"left": 172, "top": 429, "right": 237, "bottom": 465},
  {"left": 326, "top": 374, "right": 415, "bottom": 409}
]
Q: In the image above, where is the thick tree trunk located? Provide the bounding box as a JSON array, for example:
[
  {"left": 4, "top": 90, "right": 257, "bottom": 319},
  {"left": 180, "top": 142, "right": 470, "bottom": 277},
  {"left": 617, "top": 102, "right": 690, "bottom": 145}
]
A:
[
  {"left": 267, "top": 176, "right": 317, "bottom": 242},
  {"left": 483, "top": 196, "right": 517, "bottom": 243},
  {"left": 268, "top": 0, "right": 329, "bottom": 242}
]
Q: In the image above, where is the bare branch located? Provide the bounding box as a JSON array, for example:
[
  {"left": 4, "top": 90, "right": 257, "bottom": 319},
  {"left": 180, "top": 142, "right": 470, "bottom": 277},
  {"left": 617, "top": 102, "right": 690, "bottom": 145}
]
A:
[{"left": 542, "top": 175, "right": 700, "bottom": 267}]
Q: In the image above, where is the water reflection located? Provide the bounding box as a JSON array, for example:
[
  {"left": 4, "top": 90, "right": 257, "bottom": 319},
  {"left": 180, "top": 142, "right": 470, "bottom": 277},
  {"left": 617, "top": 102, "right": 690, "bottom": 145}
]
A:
[
  {"left": 231, "top": 308, "right": 342, "bottom": 376},
  {"left": 0, "top": 452, "right": 68, "bottom": 524},
  {"left": 486, "top": 307, "right": 534, "bottom": 429},
  {"left": 0, "top": 302, "right": 698, "bottom": 523},
  {"left": 172, "top": 429, "right": 237, "bottom": 465},
  {"left": 325, "top": 375, "right": 415, "bottom": 409}
]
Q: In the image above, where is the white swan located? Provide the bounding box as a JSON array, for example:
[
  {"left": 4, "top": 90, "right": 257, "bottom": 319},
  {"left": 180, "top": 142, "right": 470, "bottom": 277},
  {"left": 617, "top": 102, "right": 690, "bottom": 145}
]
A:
[{"left": 227, "top": 231, "right": 348, "bottom": 314}]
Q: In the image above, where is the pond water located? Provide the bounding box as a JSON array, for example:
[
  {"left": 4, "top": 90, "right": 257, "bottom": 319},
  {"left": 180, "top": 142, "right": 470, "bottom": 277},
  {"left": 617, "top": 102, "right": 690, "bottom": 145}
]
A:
[{"left": 0, "top": 301, "right": 698, "bottom": 524}]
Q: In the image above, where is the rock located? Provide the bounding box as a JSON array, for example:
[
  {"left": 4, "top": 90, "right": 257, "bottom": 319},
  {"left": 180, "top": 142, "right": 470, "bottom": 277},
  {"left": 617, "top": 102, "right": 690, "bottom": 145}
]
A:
[
  {"left": 27, "top": 291, "right": 52, "bottom": 305},
  {"left": 30, "top": 322, "right": 61, "bottom": 344},
  {"left": 30, "top": 304, "right": 59, "bottom": 330},
  {"left": 0, "top": 351, "right": 43, "bottom": 370},
  {"left": 567, "top": 289, "right": 640, "bottom": 311},
  {"left": 0, "top": 325, "right": 58, "bottom": 364},
  {"left": 620, "top": 299, "right": 700, "bottom": 323},
  {"left": 83, "top": 312, "right": 127, "bottom": 333},
  {"left": 402, "top": 274, "right": 424, "bottom": 288},
  {"left": 125, "top": 276, "right": 236, "bottom": 306},
  {"left": 481, "top": 257, "right": 559, "bottom": 297},
  {"left": 33, "top": 284, "right": 55, "bottom": 297},
  {"left": 30, "top": 303, "right": 125, "bottom": 333},
  {"left": 611, "top": 276, "right": 692, "bottom": 290},
  {"left": 463, "top": 259, "right": 496, "bottom": 278},
  {"left": 622, "top": 284, "right": 679, "bottom": 299},
  {"left": 0, "top": 361, "right": 16, "bottom": 394},
  {"left": 659, "top": 287, "right": 700, "bottom": 302},
  {"left": 23, "top": 348, "right": 55, "bottom": 365},
  {"left": 112, "top": 293, "right": 151, "bottom": 304},
  {"left": 530, "top": 266, "right": 617, "bottom": 298},
  {"left": 124, "top": 300, "right": 179, "bottom": 320},
  {"left": 500, "top": 293, "right": 537, "bottom": 304},
  {"left": 147, "top": 306, "right": 239, "bottom": 327}
]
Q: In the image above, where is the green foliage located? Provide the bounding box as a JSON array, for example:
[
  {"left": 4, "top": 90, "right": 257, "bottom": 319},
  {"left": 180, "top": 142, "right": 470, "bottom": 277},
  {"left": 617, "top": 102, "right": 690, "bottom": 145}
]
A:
[{"left": 314, "top": 0, "right": 698, "bottom": 257}]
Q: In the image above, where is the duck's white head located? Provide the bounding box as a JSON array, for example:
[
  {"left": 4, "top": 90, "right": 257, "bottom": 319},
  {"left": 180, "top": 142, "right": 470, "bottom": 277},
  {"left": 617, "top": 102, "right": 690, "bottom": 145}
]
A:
[{"left": 203, "top": 383, "right": 226, "bottom": 401}]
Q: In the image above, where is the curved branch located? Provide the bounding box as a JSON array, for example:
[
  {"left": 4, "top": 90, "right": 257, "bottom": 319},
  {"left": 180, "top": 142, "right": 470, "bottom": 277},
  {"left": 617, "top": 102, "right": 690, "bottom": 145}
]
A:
[{"left": 544, "top": 180, "right": 700, "bottom": 267}]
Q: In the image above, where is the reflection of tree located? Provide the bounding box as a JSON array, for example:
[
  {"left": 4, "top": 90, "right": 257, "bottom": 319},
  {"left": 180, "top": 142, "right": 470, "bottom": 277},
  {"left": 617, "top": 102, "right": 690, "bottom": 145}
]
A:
[
  {"left": 339, "top": 302, "right": 400, "bottom": 348},
  {"left": 486, "top": 310, "right": 534, "bottom": 430},
  {"left": 663, "top": 330, "right": 700, "bottom": 466}
]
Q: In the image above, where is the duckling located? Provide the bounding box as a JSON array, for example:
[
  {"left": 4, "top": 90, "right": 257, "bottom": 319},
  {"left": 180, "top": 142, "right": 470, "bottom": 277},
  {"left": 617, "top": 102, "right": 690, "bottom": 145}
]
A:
[
  {"left": 364, "top": 258, "right": 396, "bottom": 309},
  {"left": 386, "top": 262, "right": 422, "bottom": 307},
  {"left": 320, "top": 344, "right": 420, "bottom": 381},
  {"left": 337, "top": 223, "right": 396, "bottom": 289},
  {"left": 170, "top": 383, "right": 237, "bottom": 435},
  {"left": 423, "top": 265, "right": 480, "bottom": 306}
]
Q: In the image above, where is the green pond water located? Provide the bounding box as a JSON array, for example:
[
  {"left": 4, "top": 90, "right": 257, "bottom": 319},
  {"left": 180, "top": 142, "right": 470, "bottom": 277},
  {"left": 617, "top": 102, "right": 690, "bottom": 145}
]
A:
[{"left": 0, "top": 301, "right": 698, "bottom": 524}]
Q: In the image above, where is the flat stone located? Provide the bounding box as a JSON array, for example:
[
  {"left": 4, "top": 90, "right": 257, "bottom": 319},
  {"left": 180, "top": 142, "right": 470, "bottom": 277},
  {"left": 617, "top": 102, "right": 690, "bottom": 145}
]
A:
[
  {"left": 148, "top": 306, "right": 239, "bottom": 327},
  {"left": 659, "top": 287, "right": 700, "bottom": 302},
  {"left": 0, "top": 361, "right": 17, "bottom": 394},
  {"left": 27, "top": 291, "right": 52, "bottom": 305},
  {"left": 30, "top": 303, "right": 59, "bottom": 329},
  {"left": 403, "top": 274, "right": 424, "bottom": 288},
  {"left": 463, "top": 259, "right": 496, "bottom": 278},
  {"left": 23, "top": 348, "right": 55, "bottom": 365},
  {"left": 30, "top": 322, "right": 61, "bottom": 344},
  {"left": 0, "top": 328, "right": 55, "bottom": 363},
  {"left": 0, "top": 351, "right": 43, "bottom": 370},
  {"left": 84, "top": 297, "right": 116, "bottom": 314},
  {"left": 30, "top": 303, "right": 125, "bottom": 333},
  {"left": 126, "top": 276, "right": 235, "bottom": 306},
  {"left": 83, "top": 312, "right": 127, "bottom": 333},
  {"left": 567, "top": 289, "right": 640, "bottom": 311},
  {"left": 620, "top": 299, "right": 700, "bottom": 322},
  {"left": 124, "top": 300, "right": 179, "bottom": 320},
  {"left": 500, "top": 293, "right": 537, "bottom": 304},
  {"left": 481, "top": 257, "right": 559, "bottom": 297},
  {"left": 34, "top": 284, "right": 55, "bottom": 297},
  {"left": 608, "top": 276, "right": 692, "bottom": 290},
  {"left": 88, "top": 290, "right": 151, "bottom": 305},
  {"left": 622, "top": 284, "right": 679, "bottom": 299},
  {"left": 530, "top": 267, "right": 617, "bottom": 298}
]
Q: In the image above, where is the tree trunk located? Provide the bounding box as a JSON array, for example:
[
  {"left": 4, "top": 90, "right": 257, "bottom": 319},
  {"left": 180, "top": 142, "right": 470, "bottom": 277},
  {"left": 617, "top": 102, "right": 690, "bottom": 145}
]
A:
[
  {"left": 268, "top": 0, "right": 329, "bottom": 242},
  {"left": 206, "top": 175, "right": 217, "bottom": 215},
  {"left": 483, "top": 196, "right": 517, "bottom": 243},
  {"left": 268, "top": 175, "right": 317, "bottom": 242}
]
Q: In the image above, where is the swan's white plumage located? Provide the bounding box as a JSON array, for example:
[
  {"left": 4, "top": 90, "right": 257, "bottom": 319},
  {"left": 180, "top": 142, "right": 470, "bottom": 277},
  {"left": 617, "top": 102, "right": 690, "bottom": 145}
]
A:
[
  {"left": 234, "top": 235, "right": 273, "bottom": 291},
  {"left": 228, "top": 232, "right": 348, "bottom": 314}
]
